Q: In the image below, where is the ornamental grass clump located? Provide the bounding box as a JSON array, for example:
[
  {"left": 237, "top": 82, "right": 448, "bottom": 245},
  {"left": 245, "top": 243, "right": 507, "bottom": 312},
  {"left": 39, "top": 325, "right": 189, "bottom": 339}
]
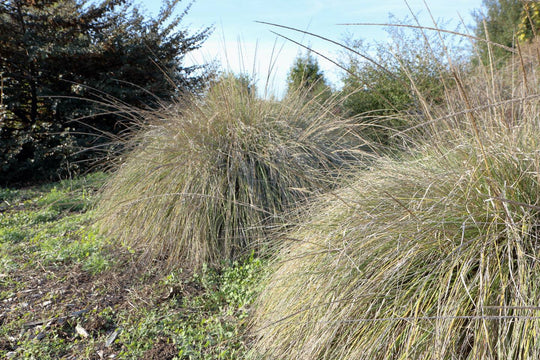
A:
[
  {"left": 96, "top": 74, "right": 366, "bottom": 270},
  {"left": 251, "top": 38, "right": 540, "bottom": 359}
]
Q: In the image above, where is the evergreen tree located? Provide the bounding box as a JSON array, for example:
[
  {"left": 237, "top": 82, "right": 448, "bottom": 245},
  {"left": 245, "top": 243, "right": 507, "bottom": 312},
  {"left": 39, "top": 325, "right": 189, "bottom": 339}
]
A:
[
  {"left": 0, "top": 0, "right": 211, "bottom": 184},
  {"left": 286, "top": 52, "right": 331, "bottom": 100}
]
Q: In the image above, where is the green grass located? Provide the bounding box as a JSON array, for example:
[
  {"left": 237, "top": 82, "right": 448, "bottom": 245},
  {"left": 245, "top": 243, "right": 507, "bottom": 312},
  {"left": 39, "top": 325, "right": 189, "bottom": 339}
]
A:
[
  {"left": 0, "top": 173, "right": 266, "bottom": 359},
  {"left": 96, "top": 73, "right": 369, "bottom": 270},
  {"left": 0, "top": 173, "right": 108, "bottom": 268}
]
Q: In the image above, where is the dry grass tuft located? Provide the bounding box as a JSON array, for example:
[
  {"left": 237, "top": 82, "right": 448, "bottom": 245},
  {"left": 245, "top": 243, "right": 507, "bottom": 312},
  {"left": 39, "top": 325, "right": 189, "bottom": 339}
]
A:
[
  {"left": 251, "top": 37, "right": 540, "bottom": 360},
  {"left": 95, "top": 74, "right": 368, "bottom": 270}
]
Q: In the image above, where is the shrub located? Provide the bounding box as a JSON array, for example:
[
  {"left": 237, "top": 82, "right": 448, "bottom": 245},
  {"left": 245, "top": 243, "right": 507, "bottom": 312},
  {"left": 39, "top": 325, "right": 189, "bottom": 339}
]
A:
[
  {"left": 473, "top": 0, "right": 529, "bottom": 65},
  {"left": 0, "top": 0, "right": 212, "bottom": 185},
  {"left": 251, "top": 33, "right": 540, "bottom": 360},
  {"left": 338, "top": 21, "right": 457, "bottom": 145},
  {"left": 96, "top": 74, "right": 367, "bottom": 270}
]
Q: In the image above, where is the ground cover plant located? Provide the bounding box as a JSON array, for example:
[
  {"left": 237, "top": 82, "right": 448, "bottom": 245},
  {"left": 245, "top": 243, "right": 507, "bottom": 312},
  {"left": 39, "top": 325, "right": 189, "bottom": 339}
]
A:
[
  {"left": 96, "top": 74, "right": 369, "bottom": 270},
  {"left": 0, "top": 174, "right": 264, "bottom": 359},
  {"left": 250, "top": 33, "right": 540, "bottom": 359}
]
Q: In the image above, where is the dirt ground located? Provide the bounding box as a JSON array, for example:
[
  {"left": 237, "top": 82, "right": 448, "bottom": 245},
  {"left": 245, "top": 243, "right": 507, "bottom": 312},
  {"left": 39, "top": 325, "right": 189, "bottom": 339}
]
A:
[{"left": 0, "top": 247, "right": 202, "bottom": 359}]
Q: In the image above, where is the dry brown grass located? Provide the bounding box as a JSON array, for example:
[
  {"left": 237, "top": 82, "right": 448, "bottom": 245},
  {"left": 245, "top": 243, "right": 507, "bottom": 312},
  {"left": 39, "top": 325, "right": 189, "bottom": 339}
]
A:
[
  {"left": 95, "top": 74, "right": 369, "bottom": 270},
  {"left": 250, "top": 35, "right": 540, "bottom": 360}
]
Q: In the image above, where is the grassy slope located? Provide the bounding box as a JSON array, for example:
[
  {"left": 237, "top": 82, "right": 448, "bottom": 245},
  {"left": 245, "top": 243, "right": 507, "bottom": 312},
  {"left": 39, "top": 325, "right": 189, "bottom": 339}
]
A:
[{"left": 0, "top": 173, "right": 263, "bottom": 360}]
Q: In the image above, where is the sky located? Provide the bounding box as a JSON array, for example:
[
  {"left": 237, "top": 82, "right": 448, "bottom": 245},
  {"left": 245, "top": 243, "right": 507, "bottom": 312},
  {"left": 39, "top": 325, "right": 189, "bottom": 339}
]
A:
[{"left": 137, "top": 0, "right": 485, "bottom": 97}]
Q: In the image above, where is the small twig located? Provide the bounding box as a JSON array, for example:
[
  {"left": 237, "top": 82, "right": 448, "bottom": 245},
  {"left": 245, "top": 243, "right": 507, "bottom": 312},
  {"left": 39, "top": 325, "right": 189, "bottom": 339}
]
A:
[
  {"left": 23, "top": 309, "right": 88, "bottom": 328},
  {"left": 490, "top": 197, "right": 540, "bottom": 211},
  {"left": 383, "top": 191, "right": 419, "bottom": 221}
]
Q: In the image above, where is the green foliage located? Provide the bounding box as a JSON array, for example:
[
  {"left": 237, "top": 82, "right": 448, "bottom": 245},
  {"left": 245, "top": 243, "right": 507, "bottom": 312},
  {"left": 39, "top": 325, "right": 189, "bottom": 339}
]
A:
[
  {"left": 0, "top": 172, "right": 108, "bottom": 268},
  {"left": 0, "top": 227, "right": 28, "bottom": 244},
  {"left": 220, "top": 256, "right": 262, "bottom": 310},
  {"left": 0, "top": 187, "right": 21, "bottom": 203},
  {"left": 518, "top": 2, "right": 540, "bottom": 42},
  {"left": 286, "top": 52, "right": 332, "bottom": 101},
  {"left": 338, "top": 26, "right": 452, "bottom": 144},
  {"left": 37, "top": 186, "right": 91, "bottom": 212},
  {"left": 0, "top": 0, "right": 212, "bottom": 185},
  {"left": 0, "top": 122, "right": 79, "bottom": 186},
  {"left": 33, "top": 209, "right": 60, "bottom": 224},
  {"left": 114, "top": 256, "right": 264, "bottom": 359},
  {"left": 14, "top": 337, "right": 70, "bottom": 360},
  {"left": 473, "top": 0, "right": 524, "bottom": 64},
  {"left": 96, "top": 73, "right": 365, "bottom": 270},
  {"left": 214, "top": 72, "right": 257, "bottom": 96}
]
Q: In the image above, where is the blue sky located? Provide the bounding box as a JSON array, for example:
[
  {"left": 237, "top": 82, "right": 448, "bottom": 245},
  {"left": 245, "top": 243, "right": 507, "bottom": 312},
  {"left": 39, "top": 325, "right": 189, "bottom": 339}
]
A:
[{"left": 138, "top": 0, "right": 485, "bottom": 96}]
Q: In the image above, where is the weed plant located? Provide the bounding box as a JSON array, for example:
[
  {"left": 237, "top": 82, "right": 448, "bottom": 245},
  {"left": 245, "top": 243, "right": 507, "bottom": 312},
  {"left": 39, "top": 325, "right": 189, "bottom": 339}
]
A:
[
  {"left": 0, "top": 173, "right": 110, "bottom": 272},
  {"left": 251, "top": 34, "right": 540, "bottom": 359},
  {"left": 96, "top": 74, "right": 368, "bottom": 270}
]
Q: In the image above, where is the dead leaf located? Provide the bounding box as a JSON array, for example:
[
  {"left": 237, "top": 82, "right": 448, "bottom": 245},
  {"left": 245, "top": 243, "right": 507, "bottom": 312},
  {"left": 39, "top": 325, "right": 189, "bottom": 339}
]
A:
[
  {"left": 105, "top": 328, "right": 121, "bottom": 347},
  {"left": 75, "top": 323, "right": 89, "bottom": 338}
]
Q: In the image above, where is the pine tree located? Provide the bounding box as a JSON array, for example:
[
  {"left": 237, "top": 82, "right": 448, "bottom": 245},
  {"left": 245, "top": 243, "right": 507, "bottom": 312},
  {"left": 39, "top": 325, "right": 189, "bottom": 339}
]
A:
[{"left": 286, "top": 52, "right": 331, "bottom": 100}]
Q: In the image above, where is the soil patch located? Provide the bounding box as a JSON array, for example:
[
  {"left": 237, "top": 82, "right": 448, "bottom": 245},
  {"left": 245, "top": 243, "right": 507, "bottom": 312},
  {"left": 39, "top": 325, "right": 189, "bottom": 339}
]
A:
[{"left": 141, "top": 337, "right": 178, "bottom": 360}]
